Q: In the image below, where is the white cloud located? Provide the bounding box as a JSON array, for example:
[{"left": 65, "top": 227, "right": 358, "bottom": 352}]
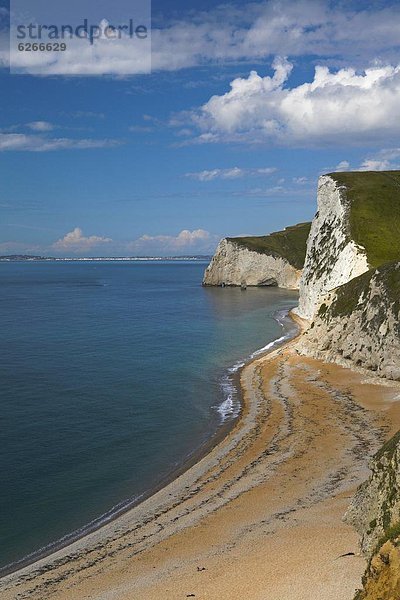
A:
[
  {"left": 5, "top": 18, "right": 151, "bottom": 76},
  {"left": 202, "top": 167, "right": 243, "bottom": 180},
  {"left": 334, "top": 160, "right": 351, "bottom": 171},
  {"left": 141, "top": 2, "right": 400, "bottom": 73},
  {"left": 0, "top": 133, "right": 120, "bottom": 152},
  {"left": 185, "top": 166, "right": 276, "bottom": 181},
  {"left": 128, "top": 229, "right": 216, "bottom": 254},
  {"left": 53, "top": 228, "right": 112, "bottom": 253},
  {"left": 257, "top": 167, "right": 278, "bottom": 175},
  {"left": 359, "top": 159, "right": 391, "bottom": 171},
  {"left": 359, "top": 148, "right": 400, "bottom": 171},
  {"left": 3, "top": 2, "right": 400, "bottom": 76},
  {"left": 240, "top": 186, "right": 286, "bottom": 197},
  {"left": 293, "top": 176, "right": 308, "bottom": 184},
  {"left": 186, "top": 58, "right": 400, "bottom": 146},
  {"left": 233, "top": 183, "right": 313, "bottom": 198},
  {"left": 27, "top": 121, "right": 54, "bottom": 132}
]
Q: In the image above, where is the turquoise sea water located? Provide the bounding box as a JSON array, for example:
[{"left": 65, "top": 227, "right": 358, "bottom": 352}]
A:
[{"left": 0, "top": 261, "right": 298, "bottom": 571}]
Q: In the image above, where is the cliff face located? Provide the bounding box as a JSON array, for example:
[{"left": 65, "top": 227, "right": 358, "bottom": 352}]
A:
[
  {"left": 354, "top": 537, "right": 400, "bottom": 600},
  {"left": 298, "top": 261, "right": 400, "bottom": 380},
  {"left": 296, "top": 175, "right": 369, "bottom": 320},
  {"left": 345, "top": 432, "right": 400, "bottom": 600},
  {"left": 296, "top": 170, "right": 400, "bottom": 320},
  {"left": 296, "top": 172, "right": 400, "bottom": 599},
  {"left": 203, "top": 222, "right": 310, "bottom": 288},
  {"left": 203, "top": 238, "right": 301, "bottom": 288},
  {"left": 345, "top": 431, "right": 400, "bottom": 556}
]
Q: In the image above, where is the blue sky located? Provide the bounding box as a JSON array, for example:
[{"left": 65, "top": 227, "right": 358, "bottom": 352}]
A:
[{"left": 1, "top": 0, "right": 400, "bottom": 256}]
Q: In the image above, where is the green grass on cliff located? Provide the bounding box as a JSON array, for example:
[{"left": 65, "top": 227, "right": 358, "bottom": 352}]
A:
[
  {"left": 320, "top": 261, "right": 400, "bottom": 319},
  {"left": 329, "top": 171, "right": 400, "bottom": 268},
  {"left": 227, "top": 222, "right": 311, "bottom": 270},
  {"left": 322, "top": 268, "right": 375, "bottom": 318}
]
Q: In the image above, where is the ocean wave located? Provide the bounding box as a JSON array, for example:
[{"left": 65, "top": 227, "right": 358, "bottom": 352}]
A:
[
  {"left": 216, "top": 307, "right": 297, "bottom": 423},
  {"left": 227, "top": 359, "right": 246, "bottom": 373},
  {"left": 249, "top": 334, "right": 288, "bottom": 359},
  {"left": 217, "top": 375, "right": 241, "bottom": 422}
]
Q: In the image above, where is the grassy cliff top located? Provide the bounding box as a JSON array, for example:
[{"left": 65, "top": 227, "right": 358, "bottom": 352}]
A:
[
  {"left": 226, "top": 222, "right": 311, "bottom": 270},
  {"left": 329, "top": 171, "right": 400, "bottom": 268}
]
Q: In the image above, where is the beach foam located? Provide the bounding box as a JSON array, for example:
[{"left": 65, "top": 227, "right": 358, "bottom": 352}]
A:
[{"left": 217, "top": 309, "right": 297, "bottom": 422}]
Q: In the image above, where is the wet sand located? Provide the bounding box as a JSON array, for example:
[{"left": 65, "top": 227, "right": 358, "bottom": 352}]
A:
[{"left": 2, "top": 335, "right": 400, "bottom": 600}]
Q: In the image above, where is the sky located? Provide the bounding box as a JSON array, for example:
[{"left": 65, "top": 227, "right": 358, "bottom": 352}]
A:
[{"left": 1, "top": 0, "right": 400, "bottom": 256}]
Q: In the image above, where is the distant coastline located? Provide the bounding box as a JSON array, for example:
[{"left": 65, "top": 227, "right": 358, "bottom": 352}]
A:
[{"left": 0, "top": 254, "right": 212, "bottom": 262}]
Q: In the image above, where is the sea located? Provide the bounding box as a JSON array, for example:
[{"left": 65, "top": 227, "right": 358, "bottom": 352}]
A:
[{"left": 0, "top": 260, "right": 298, "bottom": 572}]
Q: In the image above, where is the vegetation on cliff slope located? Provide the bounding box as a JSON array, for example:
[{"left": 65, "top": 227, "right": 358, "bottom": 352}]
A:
[
  {"left": 227, "top": 222, "right": 311, "bottom": 270},
  {"left": 352, "top": 430, "right": 400, "bottom": 600},
  {"left": 318, "top": 260, "right": 400, "bottom": 320},
  {"left": 329, "top": 171, "right": 400, "bottom": 268}
]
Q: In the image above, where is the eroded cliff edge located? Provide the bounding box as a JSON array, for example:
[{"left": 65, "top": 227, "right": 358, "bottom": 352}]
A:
[{"left": 203, "top": 222, "right": 310, "bottom": 288}]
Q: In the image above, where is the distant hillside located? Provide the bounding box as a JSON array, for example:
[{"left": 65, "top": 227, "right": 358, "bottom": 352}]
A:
[
  {"left": 0, "top": 255, "right": 211, "bottom": 262},
  {"left": 203, "top": 222, "right": 311, "bottom": 289},
  {"left": 226, "top": 222, "right": 311, "bottom": 271},
  {"left": 0, "top": 255, "right": 49, "bottom": 261}
]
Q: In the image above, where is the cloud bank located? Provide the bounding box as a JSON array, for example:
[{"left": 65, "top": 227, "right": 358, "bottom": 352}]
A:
[
  {"left": 0, "top": 133, "right": 121, "bottom": 152},
  {"left": 129, "top": 229, "right": 215, "bottom": 254},
  {"left": 26, "top": 121, "right": 54, "bottom": 132},
  {"left": 53, "top": 228, "right": 112, "bottom": 252},
  {"left": 185, "top": 166, "right": 276, "bottom": 181},
  {"left": 186, "top": 58, "right": 400, "bottom": 146},
  {"left": 2, "top": 1, "right": 400, "bottom": 75},
  {"left": 3, "top": 228, "right": 218, "bottom": 257},
  {"left": 359, "top": 149, "right": 400, "bottom": 171}
]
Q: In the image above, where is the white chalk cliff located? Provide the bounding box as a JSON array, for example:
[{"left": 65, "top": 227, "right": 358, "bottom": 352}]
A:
[
  {"left": 295, "top": 175, "right": 369, "bottom": 321},
  {"left": 204, "top": 171, "right": 400, "bottom": 384},
  {"left": 203, "top": 239, "right": 301, "bottom": 289}
]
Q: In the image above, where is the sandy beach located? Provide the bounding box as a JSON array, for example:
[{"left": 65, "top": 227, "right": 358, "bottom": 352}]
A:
[{"left": 2, "top": 328, "right": 400, "bottom": 600}]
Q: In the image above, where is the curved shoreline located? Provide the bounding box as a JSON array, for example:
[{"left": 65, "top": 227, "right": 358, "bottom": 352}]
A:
[
  {"left": 2, "top": 310, "right": 400, "bottom": 599},
  {"left": 0, "top": 307, "right": 300, "bottom": 583}
]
